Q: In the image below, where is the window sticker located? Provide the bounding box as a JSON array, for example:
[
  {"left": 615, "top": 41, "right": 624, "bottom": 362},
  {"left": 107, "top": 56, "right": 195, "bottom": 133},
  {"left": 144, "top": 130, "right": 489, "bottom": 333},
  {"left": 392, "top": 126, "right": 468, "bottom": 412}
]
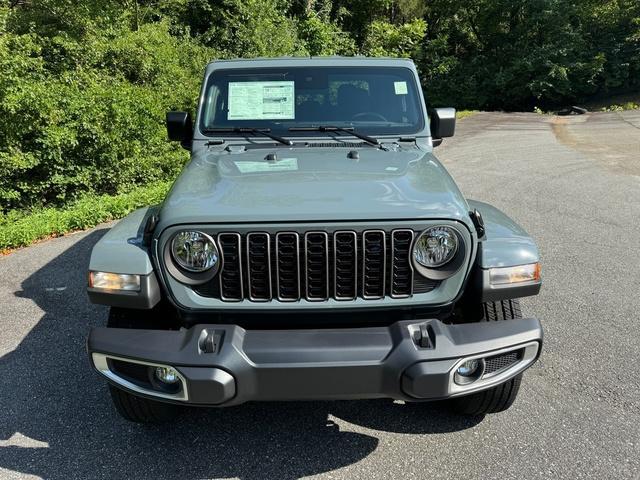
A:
[
  {"left": 234, "top": 158, "right": 298, "bottom": 173},
  {"left": 228, "top": 81, "right": 295, "bottom": 120},
  {"left": 394, "top": 81, "right": 408, "bottom": 95}
]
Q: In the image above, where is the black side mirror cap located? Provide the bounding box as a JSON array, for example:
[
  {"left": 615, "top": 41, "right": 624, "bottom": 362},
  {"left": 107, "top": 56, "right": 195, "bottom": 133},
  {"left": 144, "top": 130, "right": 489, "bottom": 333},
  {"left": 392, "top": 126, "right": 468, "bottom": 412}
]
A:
[
  {"left": 166, "top": 111, "right": 193, "bottom": 150},
  {"left": 429, "top": 107, "right": 456, "bottom": 146}
]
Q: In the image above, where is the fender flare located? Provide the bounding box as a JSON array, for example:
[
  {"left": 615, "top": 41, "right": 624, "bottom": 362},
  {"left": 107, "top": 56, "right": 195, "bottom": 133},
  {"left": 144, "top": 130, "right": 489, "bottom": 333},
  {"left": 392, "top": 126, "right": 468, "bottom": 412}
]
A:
[
  {"left": 468, "top": 200, "right": 541, "bottom": 301},
  {"left": 87, "top": 207, "right": 161, "bottom": 309}
]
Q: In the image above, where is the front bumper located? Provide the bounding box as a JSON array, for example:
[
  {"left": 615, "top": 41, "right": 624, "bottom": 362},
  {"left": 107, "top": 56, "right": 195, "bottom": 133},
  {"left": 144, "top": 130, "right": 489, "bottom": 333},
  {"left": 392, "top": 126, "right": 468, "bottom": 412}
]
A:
[{"left": 87, "top": 318, "right": 542, "bottom": 406}]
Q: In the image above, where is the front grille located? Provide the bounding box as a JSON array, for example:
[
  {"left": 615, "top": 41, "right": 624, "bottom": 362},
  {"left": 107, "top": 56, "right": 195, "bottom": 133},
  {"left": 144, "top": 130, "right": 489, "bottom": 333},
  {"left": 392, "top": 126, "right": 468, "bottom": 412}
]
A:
[
  {"left": 484, "top": 350, "right": 522, "bottom": 375},
  {"left": 362, "top": 231, "right": 386, "bottom": 299},
  {"left": 305, "top": 232, "right": 330, "bottom": 301},
  {"left": 390, "top": 229, "right": 414, "bottom": 298},
  {"left": 334, "top": 231, "right": 358, "bottom": 300},
  {"left": 275, "top": 232, "right": 300, "bottom": 301},
  {"left": 218, "top": 233, "right": 243, "bottom": 301},
  {"left": 246, "top": 233, "right": 271, "bottom": 301},
  {"left": 195, "top": 229, "right": 440, "bottom": 302}
]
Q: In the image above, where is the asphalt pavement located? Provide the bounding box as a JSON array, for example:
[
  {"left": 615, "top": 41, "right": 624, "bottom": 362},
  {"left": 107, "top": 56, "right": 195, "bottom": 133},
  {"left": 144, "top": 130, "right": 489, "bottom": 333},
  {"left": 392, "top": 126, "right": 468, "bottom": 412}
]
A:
[{"left": 1, "top": 111, "right": 639, "bottom": 479}]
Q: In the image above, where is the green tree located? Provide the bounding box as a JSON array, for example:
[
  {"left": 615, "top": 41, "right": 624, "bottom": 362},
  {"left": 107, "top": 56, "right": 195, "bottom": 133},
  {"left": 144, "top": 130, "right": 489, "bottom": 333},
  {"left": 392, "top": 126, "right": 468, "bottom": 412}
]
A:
[
  {"left": 416, "top": 0, "right": 638, "bottom": 110},
  {"left": 297, "top": 8, "right": 355, "bottom": 55},
  {"left": 362, "top": 18, "right": 426, "bottom": 57},
  {"left": 174, "top": 0, "right": 304, "bottom": 57}
]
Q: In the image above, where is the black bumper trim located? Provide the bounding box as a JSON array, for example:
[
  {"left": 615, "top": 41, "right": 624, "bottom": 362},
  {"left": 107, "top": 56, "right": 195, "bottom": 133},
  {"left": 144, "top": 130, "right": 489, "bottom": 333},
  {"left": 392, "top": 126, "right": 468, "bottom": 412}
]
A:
[{"left": 87, "top": 318, "right": 543, "bottom": 405}]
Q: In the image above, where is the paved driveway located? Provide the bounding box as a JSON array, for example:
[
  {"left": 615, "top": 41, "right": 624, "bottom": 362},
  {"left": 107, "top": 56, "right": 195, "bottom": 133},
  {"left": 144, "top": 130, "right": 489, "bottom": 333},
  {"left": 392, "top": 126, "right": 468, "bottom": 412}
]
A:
[{"left": 1, "top": 111, "right": 639, "bottom": 479}]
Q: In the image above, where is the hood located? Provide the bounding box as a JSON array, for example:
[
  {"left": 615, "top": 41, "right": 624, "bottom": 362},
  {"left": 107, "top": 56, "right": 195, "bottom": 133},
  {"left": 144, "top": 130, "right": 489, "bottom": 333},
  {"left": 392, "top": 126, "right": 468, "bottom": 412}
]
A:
[{"left": 158, "top": 145, "right": 471, "bottom": 229}]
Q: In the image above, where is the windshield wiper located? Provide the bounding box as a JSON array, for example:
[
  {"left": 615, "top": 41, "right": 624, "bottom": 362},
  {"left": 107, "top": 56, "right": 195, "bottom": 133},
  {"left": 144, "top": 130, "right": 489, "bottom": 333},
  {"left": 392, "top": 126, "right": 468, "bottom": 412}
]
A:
[
  {"left": 289, "top": 126, "right": 381, "bottom": 148},
  {"left": 203, "top": 127, "right": 292, "bottom": 146}
]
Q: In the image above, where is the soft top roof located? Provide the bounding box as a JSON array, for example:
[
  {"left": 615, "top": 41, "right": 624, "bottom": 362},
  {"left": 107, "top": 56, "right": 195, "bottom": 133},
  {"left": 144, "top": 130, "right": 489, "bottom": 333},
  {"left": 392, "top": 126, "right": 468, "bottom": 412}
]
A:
[{"left": 205, "top": 56, "right": 416, "bottom": 73}]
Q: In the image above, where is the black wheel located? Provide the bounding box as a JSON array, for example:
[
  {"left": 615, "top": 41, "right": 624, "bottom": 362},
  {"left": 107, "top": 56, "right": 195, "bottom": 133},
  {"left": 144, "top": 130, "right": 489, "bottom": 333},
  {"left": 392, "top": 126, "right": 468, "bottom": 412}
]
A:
[
  {"left": 106, "top": 307, "right": 182, "bottom": 423},
  {"left": 450, "top": 374, "right": 522, "bottom": 415},
  {"left": 107, "top": 304, "right": 179, "bottom": 330},
  {"left": 482, "top": 299, "right": 522, "bottom": 321},
  {"left": 449, "top": 298, "right": 524, "bottom": 415},
  {"left": 109, "top": 385, "right": 181, "bottom": 424},
  {"left": 108, "top": 307, "right": 141, "bottom": 328}
]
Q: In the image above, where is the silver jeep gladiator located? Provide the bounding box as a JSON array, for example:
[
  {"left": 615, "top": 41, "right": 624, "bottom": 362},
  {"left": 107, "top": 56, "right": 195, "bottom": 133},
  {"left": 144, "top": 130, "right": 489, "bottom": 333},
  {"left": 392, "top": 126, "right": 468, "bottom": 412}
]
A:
[{"left": 87, "top": 57, "right": 543, "bottom": 423}]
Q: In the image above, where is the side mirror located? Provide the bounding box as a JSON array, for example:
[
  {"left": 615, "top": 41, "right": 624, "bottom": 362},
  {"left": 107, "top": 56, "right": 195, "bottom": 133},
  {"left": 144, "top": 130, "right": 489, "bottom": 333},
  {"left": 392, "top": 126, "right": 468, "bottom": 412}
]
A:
[
  {"left": 429, "top": 107, "right": 456, "bottom": 147},
  {"left": 166, "top": 111, "right": 193, "bottom": 150}
]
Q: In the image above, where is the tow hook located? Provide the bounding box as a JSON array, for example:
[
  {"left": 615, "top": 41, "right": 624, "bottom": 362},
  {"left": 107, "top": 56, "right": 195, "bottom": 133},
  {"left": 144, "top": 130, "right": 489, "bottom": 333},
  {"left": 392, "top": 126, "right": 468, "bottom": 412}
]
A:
[
  {"left": 412, "top": 323, "right": 435, "bottom": 349},
  {"left": 199, "top": 330, "right": 224, "bottom": 354}
]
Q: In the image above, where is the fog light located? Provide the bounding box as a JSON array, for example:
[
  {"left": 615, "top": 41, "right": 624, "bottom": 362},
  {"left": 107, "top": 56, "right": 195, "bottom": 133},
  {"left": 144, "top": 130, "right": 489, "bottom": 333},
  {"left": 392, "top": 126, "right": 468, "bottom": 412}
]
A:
[
  {"left": 457, "top": 359, "right": 480, "bottom": 377},
  {"left": 454, "top": 358, "right": 485, "bottom": 385},
  {"left": 155, "top": 366, "right": 180, "bottom": 384}
]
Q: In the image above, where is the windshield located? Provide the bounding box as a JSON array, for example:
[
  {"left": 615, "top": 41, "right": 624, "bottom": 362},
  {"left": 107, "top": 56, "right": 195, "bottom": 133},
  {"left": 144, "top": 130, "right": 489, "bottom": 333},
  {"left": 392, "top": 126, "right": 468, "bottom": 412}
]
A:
[{"left": 200, "top": 66, "right": 425, "bottom": 137}]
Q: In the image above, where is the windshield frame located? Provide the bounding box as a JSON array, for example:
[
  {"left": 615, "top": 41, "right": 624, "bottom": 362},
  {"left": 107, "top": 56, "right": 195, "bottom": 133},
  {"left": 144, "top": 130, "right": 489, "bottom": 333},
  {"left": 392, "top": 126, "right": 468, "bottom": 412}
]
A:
[{"left": 197, "top": 65, "right": 427, "bottom": 139}]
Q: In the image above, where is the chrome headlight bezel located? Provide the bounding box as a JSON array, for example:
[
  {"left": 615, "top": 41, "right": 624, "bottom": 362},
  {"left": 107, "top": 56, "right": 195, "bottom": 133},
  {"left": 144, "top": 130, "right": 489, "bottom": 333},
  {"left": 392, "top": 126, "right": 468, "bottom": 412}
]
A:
[
  {"left": 411, "top": 225, "right": 465, "bottom": 280},
  {"left": 165, "top": 230, "right": 221, "bottom": 285}
]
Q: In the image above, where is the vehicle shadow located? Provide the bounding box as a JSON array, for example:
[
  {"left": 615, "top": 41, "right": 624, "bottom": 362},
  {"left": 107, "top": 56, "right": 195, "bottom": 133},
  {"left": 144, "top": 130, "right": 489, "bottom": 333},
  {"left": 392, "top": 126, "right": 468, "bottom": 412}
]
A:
[{"left": 0, "top": 229, "right": 481, "bottom": 479}]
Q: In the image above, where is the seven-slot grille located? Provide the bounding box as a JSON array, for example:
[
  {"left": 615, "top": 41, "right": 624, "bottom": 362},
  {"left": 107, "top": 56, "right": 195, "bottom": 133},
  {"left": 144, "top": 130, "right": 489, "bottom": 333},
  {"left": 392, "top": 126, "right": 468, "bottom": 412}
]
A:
[{"left": 196, "top": 229, "right": 439, "bottom": 302}]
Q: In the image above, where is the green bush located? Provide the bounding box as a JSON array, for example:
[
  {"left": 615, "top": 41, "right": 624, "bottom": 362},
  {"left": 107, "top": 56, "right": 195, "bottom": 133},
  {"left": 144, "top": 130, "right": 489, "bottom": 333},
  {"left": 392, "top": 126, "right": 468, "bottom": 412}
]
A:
[
  {"left": 297, "top": 10, "right": 356, "bottom": 56},
  {"left": 362, "top": 19, "right": 426, "bottom": 58},
  {"left": 0, "top": 181, "right": 171, "bottom": 251},
  {"left": 600, "top": 102, "right": 640, "bottom": 111},
  {"left": 182, "top": 0, "right": 305, "bottom": 57},
  {"left": 0, "top": 19, "right": 208, "bottom": 212},
  {"left": 417, "top": 0, "right": 640, "bottom": 110}
]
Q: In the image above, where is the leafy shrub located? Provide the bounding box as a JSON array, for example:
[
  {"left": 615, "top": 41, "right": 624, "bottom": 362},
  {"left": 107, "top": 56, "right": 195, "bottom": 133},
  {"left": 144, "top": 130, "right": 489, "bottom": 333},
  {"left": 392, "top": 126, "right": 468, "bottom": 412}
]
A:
[
  {"left": 297, "top": 10, "right": 356, "bottom": 56},
  {"left": 600, "top": 102, "right": 640, "bottom": 111},
  {"left": 362, "top": 19, "right": 426, "bottom": 58},
  {"left": 0, "top": 181, "right": 171, "bottom": 251},
  {"left": 418, "top": 0, "right": 640, "bottom": 110},
  {"left": 189, "top": 0, "right": 305, "bottom": 57},
  {"left": 0, "top": 20, "right": 207, "bottom": 212}
]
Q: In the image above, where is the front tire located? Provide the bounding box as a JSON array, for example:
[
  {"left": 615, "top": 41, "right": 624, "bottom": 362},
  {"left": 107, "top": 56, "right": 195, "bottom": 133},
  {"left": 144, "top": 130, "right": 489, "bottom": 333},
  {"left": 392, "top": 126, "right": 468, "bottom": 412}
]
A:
[
  {"left": 482, "top": 299, "right": 522, "bottom": 321},
  {"left": 106, "top": 307, "right": 181, "bottom": 424},
  {"left": 449, "top": 298, "right": 525, "bottom": 415},
  {"left": 449, "top": 374, "right": 522, "bottom": 415},
  {"left": 109, "top": 385, "right": 180, "bottom": 424}
]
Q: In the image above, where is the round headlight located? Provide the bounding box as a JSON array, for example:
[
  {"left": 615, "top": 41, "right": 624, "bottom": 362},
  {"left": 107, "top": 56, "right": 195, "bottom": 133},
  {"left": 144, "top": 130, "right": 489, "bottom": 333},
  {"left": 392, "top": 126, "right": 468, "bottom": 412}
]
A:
[
  {"left": 413, "top": 226, "right": 459, "bottom": 268},
  {"left": 171, "top": 231, "right": 219, "bottom": 272}
]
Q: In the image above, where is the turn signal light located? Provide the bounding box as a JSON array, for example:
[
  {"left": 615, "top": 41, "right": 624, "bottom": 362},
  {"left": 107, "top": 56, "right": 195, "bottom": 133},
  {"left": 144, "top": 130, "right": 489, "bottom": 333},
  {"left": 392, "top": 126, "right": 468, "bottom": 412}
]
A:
[
  {"left": 489, "top": 263, "right": 541, "bottom": 286},
  {"left": 89, "top": 271, "right": 141, "bottom": 291}
]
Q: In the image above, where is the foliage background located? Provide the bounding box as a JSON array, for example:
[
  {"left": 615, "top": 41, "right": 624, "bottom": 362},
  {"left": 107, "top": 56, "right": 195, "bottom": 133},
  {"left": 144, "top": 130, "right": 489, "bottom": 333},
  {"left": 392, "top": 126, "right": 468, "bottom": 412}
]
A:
[{"left": 0, "top": 0, "right": 639, "bottom": 248}]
